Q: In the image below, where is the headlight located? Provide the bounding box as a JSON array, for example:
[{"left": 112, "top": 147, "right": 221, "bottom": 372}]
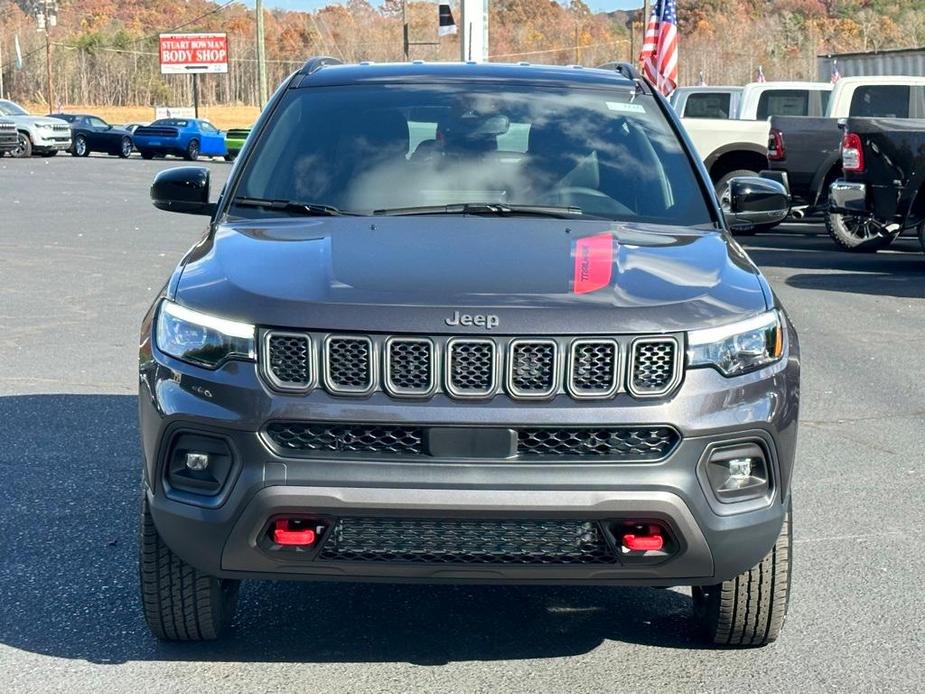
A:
[
  {"left": 37, "top": 123, "right": 54, "bottom": 130},
  {"left": 688, "top": 310, "right": 783, "bottom": 376},
  {"left": 155, "top": 300, "right": 255, "bottom": 368}
]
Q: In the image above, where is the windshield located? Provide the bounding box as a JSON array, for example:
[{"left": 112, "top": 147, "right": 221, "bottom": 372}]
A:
[
  {"left": 0, "top": 100, "right": 28, "bottom": 116},
  {"left": 232, "top": 83, "right": 713, "bottom": 225}
]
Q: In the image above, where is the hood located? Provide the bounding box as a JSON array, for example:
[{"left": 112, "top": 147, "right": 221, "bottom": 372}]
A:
[
  {"left": 174, "top": 217, "right": 770, "bottom": 335},
  {"left": 10, "top": 115, "right": 67, "bottom": 127}
]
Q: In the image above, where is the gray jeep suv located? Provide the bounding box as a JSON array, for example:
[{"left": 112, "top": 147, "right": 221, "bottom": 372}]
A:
[{"left": 139, "top": 59, "right": 797, "bottom": 646}]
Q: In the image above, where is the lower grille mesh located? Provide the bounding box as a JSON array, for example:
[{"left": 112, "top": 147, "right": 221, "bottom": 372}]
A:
[
  {"left": 517, "top": 427, "right": 678, "bottom": 459},
  {"left": 266, "top": 422, "right": 424, "bottom": 455},
  {"left": 318, "top": 517, "right": 615, "bottom": 564}
]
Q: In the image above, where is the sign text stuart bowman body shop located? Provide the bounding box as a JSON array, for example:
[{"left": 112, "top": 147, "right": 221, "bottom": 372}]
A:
[{"left": 159, "top": 33, "right": 228, "bottom": 74}]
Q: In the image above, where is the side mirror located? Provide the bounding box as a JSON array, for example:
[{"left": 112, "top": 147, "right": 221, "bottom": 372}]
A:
[
  {"left": 150, "top": 166, "right": 215, "bottom": 216},
  {"left": 722, "top": 177, "right": 789, "bottom": 231}
]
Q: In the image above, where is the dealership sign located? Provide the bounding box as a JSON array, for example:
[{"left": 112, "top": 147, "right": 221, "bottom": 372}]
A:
[{"left": 159, "top": 33, "right": 228, "bottom": 74}]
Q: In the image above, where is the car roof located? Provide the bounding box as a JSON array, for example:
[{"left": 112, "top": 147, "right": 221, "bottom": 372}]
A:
[
  {"left": 298, "top": 61, "right": 638, "bottom": 90},
  {"left": 833, "top": 75, "right": 925, "bottom": 86}
]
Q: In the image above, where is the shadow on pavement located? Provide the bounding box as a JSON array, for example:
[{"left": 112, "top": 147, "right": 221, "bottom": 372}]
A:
[
  {"left": 0, "top": 394, "right": 702, "bottom": 666},
  {"left": 741, "top": 231, "right": 925, "bottom": 299}
]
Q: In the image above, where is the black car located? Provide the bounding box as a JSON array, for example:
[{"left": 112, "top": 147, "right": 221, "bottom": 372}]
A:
[
  {"left": 139, "top": 59, "right": 797, "bottom": 646},
  {"left": 49, "top": 113, "right": 134, "bottom": 158}
]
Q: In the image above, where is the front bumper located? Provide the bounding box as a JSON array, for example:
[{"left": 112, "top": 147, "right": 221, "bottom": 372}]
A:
[
  {"left": 139, "top": 320, "right": 800, "bottom": 587},
  {"left": 32, "top": 131, "right": 71, "bottom": 150}
]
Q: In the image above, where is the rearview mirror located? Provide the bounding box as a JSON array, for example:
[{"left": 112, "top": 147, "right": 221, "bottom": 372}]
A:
[
  {"left": 150, "top": 166, "right": 215, "bottom": 216},
  {"left": 722, "top": 177, "right": 789, "bottom": 232}
]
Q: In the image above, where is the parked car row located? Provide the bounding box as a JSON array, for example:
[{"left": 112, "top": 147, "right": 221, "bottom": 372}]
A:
[
  {"left": 0, "top": 98, "right": 251, "bottom": 162},
  {"left": 649, "top": 74, "right": 925, "bottom": 255}
]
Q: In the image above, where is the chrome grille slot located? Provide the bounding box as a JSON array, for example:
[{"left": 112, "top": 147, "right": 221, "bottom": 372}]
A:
[
  {"left": 264, "top": 332, "right": 312, "bottom": 390},
  {"left": 385, "top": 337, "right": 435, "bottom": 396},
  {"left": 517, "top": 427, "right": 678, "bottom": 460},
  {"left": 630, "top": 338, "right": 680, "bottom": 396},
  {"left": 324, "top": 336, "right": 375, "bottom": 394},
  {"left": 508, "top": 339, "right": 557, "bottom": 398},
  {"left": 568, "top": 339, "right": 619, "bottom": 398},
  {"left": 446, "top": 339, "right": 497, "bottom": 397}
]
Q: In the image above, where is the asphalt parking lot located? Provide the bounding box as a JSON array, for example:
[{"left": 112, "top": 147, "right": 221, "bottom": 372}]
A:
[{"left": 1, "top": 154, "right": 923, "bottom": 693}]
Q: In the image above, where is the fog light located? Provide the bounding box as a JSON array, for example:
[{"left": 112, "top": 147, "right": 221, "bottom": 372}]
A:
[
  {"left": 705, "top": 443, "right": 770, "bottom": 503},
  {"left": 185, "top": 452, "right": 210, "bottom": 471}
]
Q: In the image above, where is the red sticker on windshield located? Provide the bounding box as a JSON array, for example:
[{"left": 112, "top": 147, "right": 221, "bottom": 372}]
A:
[{"left": 572, "top": 233, "right": 614, "bottom": 294}]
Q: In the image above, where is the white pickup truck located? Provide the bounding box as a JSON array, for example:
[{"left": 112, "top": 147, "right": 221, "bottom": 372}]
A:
[{"left": 678, "top": 82, "right": 832, "bottom": 200}]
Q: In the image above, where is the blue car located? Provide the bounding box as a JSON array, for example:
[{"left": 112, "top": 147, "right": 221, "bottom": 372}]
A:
[{"left": 132, "top": 118, "right": 226, "bottom": 161}]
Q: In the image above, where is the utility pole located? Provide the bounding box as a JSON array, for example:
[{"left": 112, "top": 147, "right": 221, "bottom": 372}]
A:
[
  {"left": 37, "top": 1, "right": 58, "bottom": 108},
  {"left": 0, "top": 36, "right": 5, "bottom": 100},
  {"left": 256, "top": 0, "right": 268, "bottom": 107}
]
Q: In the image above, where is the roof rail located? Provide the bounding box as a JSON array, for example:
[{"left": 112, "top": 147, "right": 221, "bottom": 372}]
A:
[
  {"left": 297, "top": 56, "right": 343, "bottom": 77},
  {"left": 595, "top": 62, "right": 641, "bottom": 81}
]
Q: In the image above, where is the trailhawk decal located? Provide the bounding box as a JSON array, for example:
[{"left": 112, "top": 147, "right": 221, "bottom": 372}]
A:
[{"left": 571, "top": 233, "right": 614, "bottom": 294}]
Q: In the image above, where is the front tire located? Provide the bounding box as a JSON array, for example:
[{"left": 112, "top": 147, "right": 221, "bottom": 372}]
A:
[
  {"left": 11, "top": 132, "right": 32, "bottom": 158},
  {"left": 916, "top": 221, "right": 925, "bottom": 255},
  {"left": 825, "top": 211, "right": 898, "bottom": 252},
  {"left": 184, "top": 139, "right": 200, "bottom": 161},
  {"left": 139, "top": 149, "right": 154, "bottom": 160},
  {"left": 74, "top": 135, "right": 89, "bottom": 157},
  {"left": 139, "top": 496, "right": 240, "bottom": 641},
  {"left": 692, "top": 501, "right": 792, "bottom": 647}
]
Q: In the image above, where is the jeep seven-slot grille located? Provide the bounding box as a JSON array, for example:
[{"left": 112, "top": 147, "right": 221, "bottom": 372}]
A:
[
  {"left": 318, "top": 517, "right": 614, "bottom": 564},
  {"left": 264, "top": 422, "right": 679, "bottom": 461},
  {"left": 260, "top": 331, "right": 684, "bottom": 400},
  {"left": 631, "top": 339, "right": 679, "bottom": 396}
]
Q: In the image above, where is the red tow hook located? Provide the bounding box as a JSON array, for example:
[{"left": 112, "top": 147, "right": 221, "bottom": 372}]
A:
[
  {"left": 273, "top": 519, "right": 317, "bottom": 546},
  {"left": 622, "top": 525, "right": 665, "bottom": 552}
]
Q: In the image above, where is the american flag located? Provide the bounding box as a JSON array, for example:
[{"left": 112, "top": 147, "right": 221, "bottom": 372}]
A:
[
  {"left": 756, "top": 65, "right": 767, "bottom": 83},
  {"left": 639, "top": 0, "right": 679, "bottom": 96},
  {"left": 831, "top": 59, "right": 841, "bottom": 83}
]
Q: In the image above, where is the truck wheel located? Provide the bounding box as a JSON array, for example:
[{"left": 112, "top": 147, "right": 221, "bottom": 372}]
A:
[
  {"left": 139, "top": 496, "right": 240, "bottom": 641},
  {"left": 11, "top": 132, "right": 32, "bottom": 158},
  {"left": 716, "top": 169, "right": 761, "bottom": 236},
  {"left": 825, "top": 211, "right": 898, "bottom": 252},
  {"left": 224, "top": 152, "right": 237, "bottom": 162},
  {"left": 918, "top": 221, "right": 925, "bottom": 255},
  {"left": 692, "top": 500, "right": 792, "bottom": 648},
  {"left": 184, "top": 139, "right": 200, "bottom": 161}
]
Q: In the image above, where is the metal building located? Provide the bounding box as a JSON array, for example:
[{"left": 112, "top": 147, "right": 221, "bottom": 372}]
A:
[{"left": 818, "top": 47, "right": 925, "bottom": 81}]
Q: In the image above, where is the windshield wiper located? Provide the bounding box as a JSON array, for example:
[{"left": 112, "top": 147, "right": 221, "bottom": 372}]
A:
[
  {"left": 232, "top": 197, "right": 358, "bottom": 216},
  {"left": 372, "top": 202, "right": 584, "bottom": 219}
]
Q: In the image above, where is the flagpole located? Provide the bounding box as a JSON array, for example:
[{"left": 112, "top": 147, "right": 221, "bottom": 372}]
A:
[{"left": 642, "top": 0, "right": 650, "bottom": 62}]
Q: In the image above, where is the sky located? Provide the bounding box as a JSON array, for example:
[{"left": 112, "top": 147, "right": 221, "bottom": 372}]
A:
[{"left": 239, "top": 1, "right": 643, "bottom": 14}]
